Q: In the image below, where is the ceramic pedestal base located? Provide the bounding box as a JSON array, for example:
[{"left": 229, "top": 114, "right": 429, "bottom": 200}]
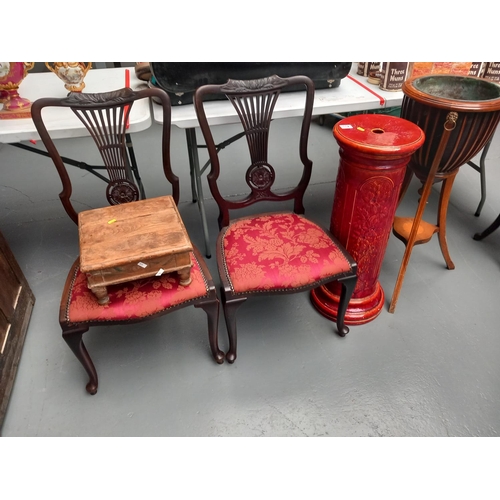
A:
[{"left": 311, "top": 281, "right": 384, "bottom": 325}]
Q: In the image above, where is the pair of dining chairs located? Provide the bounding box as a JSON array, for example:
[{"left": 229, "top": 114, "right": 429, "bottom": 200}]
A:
[{"left": 31, "top": 75, "right": 358, "bottom": 394}]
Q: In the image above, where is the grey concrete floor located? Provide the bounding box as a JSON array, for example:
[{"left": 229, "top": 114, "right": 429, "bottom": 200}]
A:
[{"left": 1, "top": 112, "right": 500, "bottom": 438}]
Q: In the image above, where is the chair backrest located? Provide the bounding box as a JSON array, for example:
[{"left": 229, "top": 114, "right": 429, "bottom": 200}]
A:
[
  {"left": 194, "top": 74, "right": 315, "bottom": 228},
  {"left": 31, "top": 86, "right": 178, "bottom": 224}
]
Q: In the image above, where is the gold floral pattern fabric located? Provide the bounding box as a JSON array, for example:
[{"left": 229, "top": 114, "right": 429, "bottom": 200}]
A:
[
  {"left": 66, "top": 252, "right": 209, "bottom": 323},
  {"left": 221, "top": 213, "right": 352, "bottom": 293}
]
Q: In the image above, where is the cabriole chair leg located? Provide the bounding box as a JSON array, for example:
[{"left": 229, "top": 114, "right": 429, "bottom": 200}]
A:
[
  {"left": 196, "top": 299, "right": 224, "bottom": 364},
  {"left": 62, "top": 326, "right": 98, "bottom": 395},
  {"left": 222, "top": 295, "right": 246, "bottom": 364},
  {"left": 336, "top": 275, "right": 358, "bottom": 337}
]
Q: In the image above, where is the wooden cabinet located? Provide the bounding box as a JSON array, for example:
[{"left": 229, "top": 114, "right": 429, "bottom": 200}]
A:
[{"left": 0, "top": 229, "right": 35, "bottom": 433}]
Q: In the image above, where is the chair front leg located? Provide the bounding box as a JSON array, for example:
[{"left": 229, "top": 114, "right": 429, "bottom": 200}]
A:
[
  {"left": 336, "top": 274, "right": 358, "bottom": 337},
  {"left": 62, "top": 325, "right": 98, "bottom": 395},
  {"left": 474, "top": 213, "right": 500, "bottom": 241},
  {"left": 222, "top": 293, "right": 246, "bottom": 364},
  {"left": 195, "top": 298, "right": 224, "bottom": 364}
]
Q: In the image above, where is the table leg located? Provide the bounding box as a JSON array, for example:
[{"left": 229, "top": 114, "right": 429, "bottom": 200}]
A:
[
  {"left": 185, "top": 128, "right": 199, "bottom": 203},
  {"left": 185, "top": 128, "right": 211, "bottom": 258}
]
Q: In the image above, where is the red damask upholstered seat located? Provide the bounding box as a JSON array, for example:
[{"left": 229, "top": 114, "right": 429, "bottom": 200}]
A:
[
  {"left": 31, "top": 87, "right": 222, "bottom": 395},
  {"left": 221, "top": 213, "right": 352, "bottom": 293},
  {"left": 194, "top": 75, "right": 358, "bottom": 363},
  {"left": 65, "top": 251, "right": 212, "bottom": 323}
]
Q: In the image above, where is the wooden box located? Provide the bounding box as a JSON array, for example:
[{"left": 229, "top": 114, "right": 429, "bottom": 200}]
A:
[{"left": 78, "top": 195, "right": 193, "bottom": 305}]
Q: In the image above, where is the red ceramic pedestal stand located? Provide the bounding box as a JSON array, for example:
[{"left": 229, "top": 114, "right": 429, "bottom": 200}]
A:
[{"left": 311, "top": 114, "right": 424, "bottom": 325}]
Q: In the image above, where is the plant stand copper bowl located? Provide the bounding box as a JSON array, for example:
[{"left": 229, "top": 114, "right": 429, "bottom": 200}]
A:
[{"left": 389, "top": 74, "right": 500, "bottom": 313}]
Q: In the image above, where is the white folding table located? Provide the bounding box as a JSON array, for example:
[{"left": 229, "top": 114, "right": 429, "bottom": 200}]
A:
[
  {"left": 152, "top": 68, "right": 405, "bottom": 257},
  {"left": 0, "top": 67, "right": 151, "bottom": 197}
]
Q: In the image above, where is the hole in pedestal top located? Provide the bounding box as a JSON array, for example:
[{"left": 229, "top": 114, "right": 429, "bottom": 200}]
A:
[{"left": 371, "top": 128, "right": 384, "bottom": 134}]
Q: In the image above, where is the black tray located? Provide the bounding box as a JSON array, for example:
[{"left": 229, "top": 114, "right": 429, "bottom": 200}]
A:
[{"left": 150, "top": 62, "right": 352, "bottom": 106}]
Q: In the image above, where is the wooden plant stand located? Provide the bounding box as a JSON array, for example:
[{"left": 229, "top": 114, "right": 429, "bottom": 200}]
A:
[{"left": 388, "top": 75, "right": 500, "bottom": 312}]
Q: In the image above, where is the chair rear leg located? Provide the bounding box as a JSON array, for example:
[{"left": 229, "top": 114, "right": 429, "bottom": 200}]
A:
[
  {"left": 195, "top": 299, "right": 224, "bottom": 364},
  {"left": 62, "top": 325, "right": 98, "bottom": 395},
  {"left": 474, "top": 213, "right": 500, "bottom": 241},
  {"left": 222, "top": 293, "right": 246, "bottom": 364},
  {"left": 336, "top": 274, "right": 358, "bottom": 337}
]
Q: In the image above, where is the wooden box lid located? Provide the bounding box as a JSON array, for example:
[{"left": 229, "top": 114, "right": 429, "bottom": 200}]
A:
[{"left": 78, "top": 195, "right": 193, "bottom": 274}]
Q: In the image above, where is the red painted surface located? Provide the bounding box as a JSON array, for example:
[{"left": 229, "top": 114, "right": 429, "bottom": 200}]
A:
[{"left": 311, "top": 114, "right": 425, "bottom": 324}]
